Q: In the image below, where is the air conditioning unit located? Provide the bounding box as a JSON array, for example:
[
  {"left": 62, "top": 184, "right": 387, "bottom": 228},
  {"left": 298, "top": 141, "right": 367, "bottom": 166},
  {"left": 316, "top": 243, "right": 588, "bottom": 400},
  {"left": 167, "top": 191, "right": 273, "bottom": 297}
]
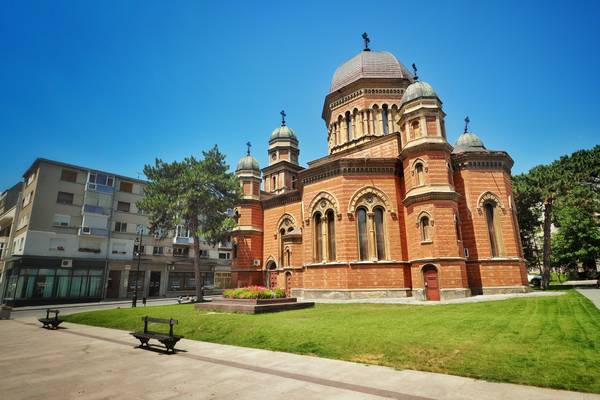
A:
[
  {"left": 87, "top": 183, "right": 97, "bottom": 190},
  {"left": 253, "top": 259, "right": 261, "bottom": 267},
  {"left": 81, "top": 227, "right": 91, "bottom": 234},
  {"left": 61, "top": 259, "right": 73, "bottom": 268}
]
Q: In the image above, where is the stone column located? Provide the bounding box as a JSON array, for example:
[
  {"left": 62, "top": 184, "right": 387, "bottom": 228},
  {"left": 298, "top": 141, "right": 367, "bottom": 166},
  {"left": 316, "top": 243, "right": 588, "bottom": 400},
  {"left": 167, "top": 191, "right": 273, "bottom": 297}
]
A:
[
  {"left": 364, "top": 110, "right": 371, "bottom": 135},
  {"left": 421, "top": 116, "right": 427, "bottom": 137},
  {"left": 322, "top": 217, "right": 329, "bottom": 263},
  {"left": 367, "top": 212, "right": 376, "bottom": 261},
  {"left": 387, "top": 109, "right": 394, "bottom": 134}
]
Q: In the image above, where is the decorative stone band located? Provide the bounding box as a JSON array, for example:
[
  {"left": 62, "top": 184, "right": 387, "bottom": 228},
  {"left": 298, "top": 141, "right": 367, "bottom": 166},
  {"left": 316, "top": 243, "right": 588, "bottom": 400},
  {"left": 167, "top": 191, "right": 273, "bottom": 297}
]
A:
[
  {"left": 261, "top": 160, "right": 304, "bottom": 174},
  {"left": 452, "top": 151, "right": 514, "bottom": 173},
  {"left": 262, "top": 191, "right": 302, "bottom": 209},
  {"left": 403, "top": 190, "right": 459, "bottom": 207},
  {"left": 399, "top": 140, "right": 453, "bottom": 160},
  {"left": 326, "top": 87, "right": 406, "bottom": 112},
  {"left": 301, "top": 158, "right": 399, "bottom": 186},
  {"left": 231, "top": 225, "right": 263, "bottom": 233},
  {"left": 292, "top": 288, "right": 412, "bottom": 301},
  {"left": 309, "top": 133, "right": 400, "bottom": 167}
]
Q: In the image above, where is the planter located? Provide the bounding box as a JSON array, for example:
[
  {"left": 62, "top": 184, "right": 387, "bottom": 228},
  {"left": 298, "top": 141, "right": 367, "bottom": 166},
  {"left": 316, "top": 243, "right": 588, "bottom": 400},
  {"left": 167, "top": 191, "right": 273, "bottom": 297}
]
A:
[
  {"left": 0, "top": 305, "right": 12, "bottom": 320},
  {"left": 196, "top": 296, "right": 314, "bottom": 314}
]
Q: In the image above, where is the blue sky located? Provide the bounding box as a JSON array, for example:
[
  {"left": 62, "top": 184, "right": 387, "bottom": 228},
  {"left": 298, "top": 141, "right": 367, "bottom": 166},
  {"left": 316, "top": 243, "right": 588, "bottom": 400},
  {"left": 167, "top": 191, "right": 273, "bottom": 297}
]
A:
[{"left": 1, "top": 0, "right": 599, "bottom": 190}]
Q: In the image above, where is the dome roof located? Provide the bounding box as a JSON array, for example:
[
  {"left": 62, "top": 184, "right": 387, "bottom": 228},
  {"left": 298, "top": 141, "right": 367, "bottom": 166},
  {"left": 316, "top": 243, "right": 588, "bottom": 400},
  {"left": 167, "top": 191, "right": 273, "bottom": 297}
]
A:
[
  {"left": 453, "top": 132, "right": 487, "bottom": 153},
  {"left": 270, "top": 125, "right": 297, "bottom": 142},
  {"left": 400, "top": 81, "right": 438, "bottom": 105},
  {"left": 236, "top": 154, "right": 260, "bottom": 172},
  {"left": 330, "top": 50, "right": 413, "bottom": 93}
]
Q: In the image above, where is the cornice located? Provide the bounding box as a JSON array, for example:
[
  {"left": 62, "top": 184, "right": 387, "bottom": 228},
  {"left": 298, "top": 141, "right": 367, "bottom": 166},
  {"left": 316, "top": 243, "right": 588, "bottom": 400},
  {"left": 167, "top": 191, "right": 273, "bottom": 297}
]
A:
[
  {"left": 301, "top": 158, "right": 400, "bottom": 186},
  {"left": 262, "top": 161, "right": 305, "bottom": 175},
  {"left": 309, "top": 133, "right": 401, "bottom": 167},
  {"left": 262, "top": 191, "right": 302, "bottom": 209},
  {"left": 403, "top": 190, "right": 460, "bottom": 207},
  {"left": 451, "top": 151, "right": 514, "bottom": 173},
  {"left": 399, "top": 139, "right": 452, "bottom": 160}
]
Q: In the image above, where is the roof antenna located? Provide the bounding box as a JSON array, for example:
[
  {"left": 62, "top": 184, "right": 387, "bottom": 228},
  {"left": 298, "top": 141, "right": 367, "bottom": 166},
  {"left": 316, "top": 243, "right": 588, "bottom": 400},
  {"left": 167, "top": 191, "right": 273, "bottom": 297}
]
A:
[
  {"left": 412, "top": 63, "right": 419, "bottom": 81},
  {"left": 280, "top": 110, "right": 286, "bottom": 126},
  {"left": 246, "top": 141, "right": 252, "bottom": 156},
  {"left": 464, "top": 116, "right": 470, "bottom": 133},
  {"left": 362, "top": 32, "right": 371, "bottom": 51}
]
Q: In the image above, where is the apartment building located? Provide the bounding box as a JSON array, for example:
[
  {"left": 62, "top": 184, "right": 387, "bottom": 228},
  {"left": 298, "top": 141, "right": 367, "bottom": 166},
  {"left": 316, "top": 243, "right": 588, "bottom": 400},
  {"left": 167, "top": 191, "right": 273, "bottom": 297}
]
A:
[{"left": 0, "top": 159, "right": 232, "bottom": 306}]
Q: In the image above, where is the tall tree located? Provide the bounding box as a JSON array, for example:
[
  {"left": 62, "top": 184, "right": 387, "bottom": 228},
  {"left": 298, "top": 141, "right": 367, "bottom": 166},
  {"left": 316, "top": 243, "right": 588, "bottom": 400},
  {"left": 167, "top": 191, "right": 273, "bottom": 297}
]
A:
[
  {"left": 514, "top": 145, "right": 600, "bottom": 289},
  {"left": 138, "top": 146, "right": 241, "bottom": 301}
]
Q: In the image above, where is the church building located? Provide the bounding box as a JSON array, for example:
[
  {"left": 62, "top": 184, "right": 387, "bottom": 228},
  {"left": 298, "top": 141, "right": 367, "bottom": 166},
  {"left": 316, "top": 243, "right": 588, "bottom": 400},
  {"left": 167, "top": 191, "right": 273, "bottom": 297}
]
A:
[{"left": 231, "top": 37, "right": 528, "bottom": 301}]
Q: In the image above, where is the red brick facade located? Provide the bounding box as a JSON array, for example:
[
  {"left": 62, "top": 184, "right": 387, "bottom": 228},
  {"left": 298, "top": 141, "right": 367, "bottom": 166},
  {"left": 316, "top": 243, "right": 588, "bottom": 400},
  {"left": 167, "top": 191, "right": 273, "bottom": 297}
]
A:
[{"left": 231, "top": 48, "right": 528, "bottom": 300}]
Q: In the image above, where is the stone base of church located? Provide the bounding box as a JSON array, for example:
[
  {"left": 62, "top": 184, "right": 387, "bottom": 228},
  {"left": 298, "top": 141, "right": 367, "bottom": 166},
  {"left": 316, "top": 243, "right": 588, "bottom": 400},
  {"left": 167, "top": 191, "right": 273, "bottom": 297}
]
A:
[
  {"left": 473, "top": 285, "right": 531, "bottom": 295},
  {"left": 411, "top": 288, "right": 471, "bottom": 301},
  {"left": 292, "top": 288, "right": 411, "bottom": 300}
]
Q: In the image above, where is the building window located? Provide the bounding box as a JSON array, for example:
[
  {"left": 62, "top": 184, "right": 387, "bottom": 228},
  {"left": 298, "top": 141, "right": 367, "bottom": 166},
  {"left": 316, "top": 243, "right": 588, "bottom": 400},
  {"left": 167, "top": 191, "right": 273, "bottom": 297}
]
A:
[
  {"left": 313, "top": 212, "right": 323, "bottom": 262},
  {"left": 153, "top": 246, "right": 164, "bottom": 255},
  {"left": 345, "top": 111, "right": 353, "bottom": 141},
  {"left": 61, "top": 169, "right": 77, "bottom": 183},
  {"left": 168, "top": 272, "right": 196, "bottom": 291},
  {"left": 57, "top": 191, "right": 74, "bottom": 205},
  {"left": 133, "top": 244, "right": 144, "bottom": 255},
  {"left": 357, "top": 207, "right": 368, "bottom": 261},
  {"left": 49, "top": 238, "right": 66, "bottom": 251},
  {"left": 218, "top": 252, "right": 230, "bottom": 259},
  {"left": 291, "top": 176, "right": 297, "bottom": 190},
  {"left": 0, "top": 242, "right": 4, "bottom": 258},
  {"left": 117, "top": 201, "right": 130, "bottom": 212},
  {"left": 411, "top": 119, "right": 421, "bottom": 139},
  {"left": 26, "top": 172, "right": 36, "bottom": 186},
  {"left": 420, "top": 215, "right": 431, "bottom": 242},
  {"left": 382, "top": 105, "right": 389, "bottom": 135},
  {"left": 415, "top": 162, "right": 425, "bottom": 186},
  {"left": 114, "top": 222, "right": 127, "bottom": 233},
  {"left": 272, "top": 176, "right": 277, "bottom": 191},
  {"left": 89, "top": 172, "right": 114, "bottom": 187},
  {"left": 119, "top": 181, "right": 133, "bottom": 193},
  {"left": 326, "top": 210, "right": 336, "bottom": 261},
  {"left": 173, "top": 247, "right": 190, "bottom": 257},
  {"left": 485, "top": 203, "right": 499, "bottom": 257},
  {"left": 374, "top": 207, "right": 385, "bottom": 260}
]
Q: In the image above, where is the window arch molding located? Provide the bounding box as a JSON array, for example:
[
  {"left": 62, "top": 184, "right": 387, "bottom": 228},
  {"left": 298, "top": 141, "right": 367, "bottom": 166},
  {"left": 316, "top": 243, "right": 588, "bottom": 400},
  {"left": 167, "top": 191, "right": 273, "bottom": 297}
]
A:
[
  {"left": 264, "top": 256, "right": 277, "bottom": 270},
  {"left": 410, "top": 158, "right": 429, "bottom": 174},
  {"left": 274, "top": 213, "right": 298, "bottom": 237},
  {"left": 476, "top": 191, "right": 505, "bottom": 214},
  {"left": 347, "top": 186, "right": 394, "bottom": 217},
  {"left": 416, "top": 211, "right": 433, "bottom": 242},
  {"left": 415, "top": 211, "right": 434, "bottom": 228},
  {"left": 307, "top": 191, "right": 341, "bottom": 224}
]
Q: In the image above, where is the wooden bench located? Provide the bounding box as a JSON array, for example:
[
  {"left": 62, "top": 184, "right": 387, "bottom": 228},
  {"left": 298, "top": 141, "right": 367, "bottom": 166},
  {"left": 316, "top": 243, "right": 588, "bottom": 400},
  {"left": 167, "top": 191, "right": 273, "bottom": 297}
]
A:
[
  {"left": 130, "top": 316, "right": 182, "bottom": 353},
  {"left": 38, "top": 309, "right": 63, "bottom": 329}
]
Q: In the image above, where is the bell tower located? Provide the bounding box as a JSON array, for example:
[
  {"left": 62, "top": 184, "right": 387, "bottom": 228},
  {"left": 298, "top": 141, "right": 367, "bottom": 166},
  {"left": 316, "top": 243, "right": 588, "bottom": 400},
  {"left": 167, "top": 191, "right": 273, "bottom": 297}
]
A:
[{"left": 262, "top": 111, "right": 303, "bottom": 194}]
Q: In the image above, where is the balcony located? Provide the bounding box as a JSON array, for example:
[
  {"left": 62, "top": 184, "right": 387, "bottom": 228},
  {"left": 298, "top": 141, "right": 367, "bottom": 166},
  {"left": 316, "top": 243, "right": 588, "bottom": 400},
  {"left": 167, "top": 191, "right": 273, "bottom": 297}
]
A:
[
  {"left": 174, "top": 236, "right": 194, "bottom": 245},
  {"left": 85, "top": 182, "right": 114, "bottom": 194},
  {"left": 82, "top": 204, "right": 110, "bottom": 216},
  {"left": 78, "top": 227, "right": 109, "bottom": 237}
]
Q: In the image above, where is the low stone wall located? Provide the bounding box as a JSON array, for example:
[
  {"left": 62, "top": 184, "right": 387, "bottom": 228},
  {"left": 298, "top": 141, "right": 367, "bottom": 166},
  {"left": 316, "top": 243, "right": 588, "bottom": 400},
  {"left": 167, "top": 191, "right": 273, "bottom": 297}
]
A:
[{"left": 196, "top": 297, "right": 314, "bottom": 314}]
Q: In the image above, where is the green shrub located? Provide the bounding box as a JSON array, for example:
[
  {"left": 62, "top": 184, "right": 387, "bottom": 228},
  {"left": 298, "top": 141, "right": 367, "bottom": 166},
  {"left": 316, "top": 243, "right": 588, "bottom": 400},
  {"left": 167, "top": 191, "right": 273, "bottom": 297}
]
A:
[{"left": 223, "top": 286, "right": 286, "bottom": 299}]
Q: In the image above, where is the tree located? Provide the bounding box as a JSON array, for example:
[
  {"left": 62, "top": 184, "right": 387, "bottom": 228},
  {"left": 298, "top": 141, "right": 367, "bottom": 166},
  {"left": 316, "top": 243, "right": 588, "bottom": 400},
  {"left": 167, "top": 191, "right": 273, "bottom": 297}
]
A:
[
  {"left": 514, "top": 145, "right": 600, "bottom": 289},
  {"left": 137, "top": 146, "right": 241, "bottom": 301}
]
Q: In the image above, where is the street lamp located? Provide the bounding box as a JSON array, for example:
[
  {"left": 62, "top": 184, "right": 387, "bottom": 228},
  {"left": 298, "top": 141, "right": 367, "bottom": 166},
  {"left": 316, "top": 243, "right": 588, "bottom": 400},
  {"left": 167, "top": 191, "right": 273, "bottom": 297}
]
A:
[{"left": 132, "top": 224, "right": 145, "bottom": 308}]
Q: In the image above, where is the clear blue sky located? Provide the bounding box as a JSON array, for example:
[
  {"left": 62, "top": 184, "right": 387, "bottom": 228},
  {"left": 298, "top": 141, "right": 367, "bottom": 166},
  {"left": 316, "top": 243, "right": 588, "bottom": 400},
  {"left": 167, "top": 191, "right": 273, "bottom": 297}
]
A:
[{"left": 1, "top": 0, "right": 599, "bottom": 190}]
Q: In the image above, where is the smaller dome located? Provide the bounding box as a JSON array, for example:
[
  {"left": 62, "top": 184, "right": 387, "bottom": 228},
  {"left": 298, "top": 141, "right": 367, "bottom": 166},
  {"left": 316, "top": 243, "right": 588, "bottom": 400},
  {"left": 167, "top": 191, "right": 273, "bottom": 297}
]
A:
[
  {"left": 401, "top": 81, "right": 438, "bottom": 105},
  {"left": 236, "top": 154, "right": 260, "bottom": 172},
  {"left": 453, "top": 132, "right": 487, "bottom": 153},
  {"left": 270, "top": 125, "right": 297, "bottom": 142}
]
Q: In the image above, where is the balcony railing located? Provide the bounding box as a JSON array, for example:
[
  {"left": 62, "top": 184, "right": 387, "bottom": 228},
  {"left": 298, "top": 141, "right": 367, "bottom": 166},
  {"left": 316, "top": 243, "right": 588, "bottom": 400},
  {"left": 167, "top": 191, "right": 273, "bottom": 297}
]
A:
[
  {"left": 85, "top": 182, "right": 114, "bottom": 194},
  {"left": 78, "top": 227, "right": 109, "bottom": 237},
  {"left": 82, "top": 204, "right": 109, "bottom": 215},
  {"left": 174, "top": 236, "right": 194, "bottom": 245}
]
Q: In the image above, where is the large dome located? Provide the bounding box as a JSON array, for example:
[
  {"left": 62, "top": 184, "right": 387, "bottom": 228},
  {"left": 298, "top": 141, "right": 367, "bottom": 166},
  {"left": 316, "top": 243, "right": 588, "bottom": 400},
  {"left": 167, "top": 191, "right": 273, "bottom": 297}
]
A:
[
  {"left": 330, "top": 50, "right": 413, "bottom": 93},
  {"left": 236, "top": 154, "right": 260, "bottom": 172},
  {"left": 270, "top": 125, "right": 297, "bottom": 142}
]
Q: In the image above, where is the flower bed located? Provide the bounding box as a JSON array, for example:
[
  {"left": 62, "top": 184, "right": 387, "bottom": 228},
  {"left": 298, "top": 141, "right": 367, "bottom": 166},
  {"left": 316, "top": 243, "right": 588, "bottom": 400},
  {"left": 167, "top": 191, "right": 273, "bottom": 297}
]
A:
[{"left": 223, "top": 286, "right": 286, "bottom": 299}]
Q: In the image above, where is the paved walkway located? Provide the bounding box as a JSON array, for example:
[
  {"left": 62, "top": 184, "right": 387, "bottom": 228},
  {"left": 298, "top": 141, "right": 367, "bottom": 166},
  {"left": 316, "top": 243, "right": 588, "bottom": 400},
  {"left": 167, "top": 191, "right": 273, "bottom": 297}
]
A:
[
  {"left": 576, "top": 287, "right": 600, "bottom": 309},
  {"left": 308, "top": 290, "right": 564, "bottom": 305},
  {"left": 1, "top": 318, "right": 597, "bottom": 400}
]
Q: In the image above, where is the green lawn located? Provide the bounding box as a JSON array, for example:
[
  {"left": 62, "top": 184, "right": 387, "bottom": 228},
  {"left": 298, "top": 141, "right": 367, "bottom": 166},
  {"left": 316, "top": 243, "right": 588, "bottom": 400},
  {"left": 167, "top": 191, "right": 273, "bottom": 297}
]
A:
[{"left": 64, "top": 290, "right": 600, "bottom": 393}]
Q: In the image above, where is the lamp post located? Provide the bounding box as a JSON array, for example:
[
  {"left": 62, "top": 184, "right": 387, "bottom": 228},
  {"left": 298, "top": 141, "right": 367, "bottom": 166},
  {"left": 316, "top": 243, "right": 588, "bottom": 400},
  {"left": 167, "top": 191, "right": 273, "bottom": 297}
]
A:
[{"left": 132, "top": 224, "right": 145, "bottom": 308}]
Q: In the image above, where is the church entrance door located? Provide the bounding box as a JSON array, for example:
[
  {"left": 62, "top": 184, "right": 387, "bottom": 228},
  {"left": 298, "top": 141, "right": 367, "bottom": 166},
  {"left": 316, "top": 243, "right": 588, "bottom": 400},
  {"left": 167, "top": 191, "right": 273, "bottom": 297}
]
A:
[
  {"left": 423, "top": 265, "right": 440, "bottom": 301},
  {"left": 267, "top": 262, "right": 277, "bottom": 289}
]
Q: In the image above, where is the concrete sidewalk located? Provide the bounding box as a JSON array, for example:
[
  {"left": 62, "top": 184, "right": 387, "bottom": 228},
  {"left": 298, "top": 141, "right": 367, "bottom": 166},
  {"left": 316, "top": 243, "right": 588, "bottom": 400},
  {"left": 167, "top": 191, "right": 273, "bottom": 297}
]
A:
[
  {"left": 577, "top": 287, "right": 600, "bottom": 309},
  {"left": 0, "top": 318, "right": 597, "bottom": 400}
]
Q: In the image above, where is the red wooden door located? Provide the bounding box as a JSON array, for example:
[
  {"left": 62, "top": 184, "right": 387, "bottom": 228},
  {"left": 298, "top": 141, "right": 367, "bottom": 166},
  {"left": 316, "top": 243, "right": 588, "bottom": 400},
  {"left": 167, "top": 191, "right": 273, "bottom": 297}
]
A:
[
  {"left": 269, "top": 271, "right": 278, "bottom": 289},
  {"left": 424, "top": 268, "right": 440, "bottom": 301}
]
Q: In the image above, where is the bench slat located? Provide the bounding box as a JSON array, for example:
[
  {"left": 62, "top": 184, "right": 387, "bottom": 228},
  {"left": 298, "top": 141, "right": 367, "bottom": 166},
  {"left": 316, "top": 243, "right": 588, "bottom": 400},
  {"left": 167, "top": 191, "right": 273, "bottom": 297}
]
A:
[{"left": 141, "top": 316, "right": 178, "bottom": 325}]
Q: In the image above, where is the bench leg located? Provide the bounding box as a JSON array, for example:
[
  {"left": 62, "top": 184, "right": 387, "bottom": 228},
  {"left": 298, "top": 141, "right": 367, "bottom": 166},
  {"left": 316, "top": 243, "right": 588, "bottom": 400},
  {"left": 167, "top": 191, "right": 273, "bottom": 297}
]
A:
[{"left": 138, "top": 338, "right": 150, "bottom": 347}]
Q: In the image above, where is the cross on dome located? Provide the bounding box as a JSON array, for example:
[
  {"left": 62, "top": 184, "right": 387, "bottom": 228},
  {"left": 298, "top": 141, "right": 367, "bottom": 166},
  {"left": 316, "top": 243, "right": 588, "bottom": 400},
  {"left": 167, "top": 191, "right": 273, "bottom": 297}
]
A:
[
  {"left": 464, "top": 116, "right": 470, "bottom": 133},
  {"left": 362, "top": 32, "right": 370, "bottom": 51},
  {"left": 412, "top": 63, "right": 418, "bottom": 81},
  {"left": 280, "top": 110, "right": 286, "bottom": 126},
  {"left": 246, "top": 141, "right": 252, "bottom": 156}
]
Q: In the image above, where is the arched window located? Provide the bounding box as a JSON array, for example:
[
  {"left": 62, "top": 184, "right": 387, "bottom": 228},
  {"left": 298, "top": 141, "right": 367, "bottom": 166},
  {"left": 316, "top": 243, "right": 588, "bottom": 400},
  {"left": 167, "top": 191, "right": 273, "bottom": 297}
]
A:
[
  {"left": 345, "top": 111, "right": 353, "bottom": 141},
  {"left": 272, "top": 176, "right": 277, "bottom": 191},
  {"left": 285, "top": 248, "right": 291, "bottom": 268},
  {"left": 415, "top": 163, "right": 425, "bottom": 186},
  {"left": 374, "top": 207, "right": 385, "bottom": 260},
  {"left": 279, "top": 228, "right": 286, "bottom": 266},
  {"left": 411, "top": 119, "right": 421, "bottom": 138},
  {"left": 485, "top": 203, "right": 499, "bottom": 257},
  {"left": 382, "top": 105, "right": 389, "bottom": 135},
  {"left": 326, "top": 210, "right": 336, "bottom": 261},
  {"left": 357, "top": 208, "right": 368, "bottom": 261},
  {"left": 420, "top": 216, "right": 431, "bottom": 242},
  {"left": 291, "top": 176, "right": 297, "bottom": 190},
  {"left": 314, "top": 212, "right": 323, "bottom": 262}
]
